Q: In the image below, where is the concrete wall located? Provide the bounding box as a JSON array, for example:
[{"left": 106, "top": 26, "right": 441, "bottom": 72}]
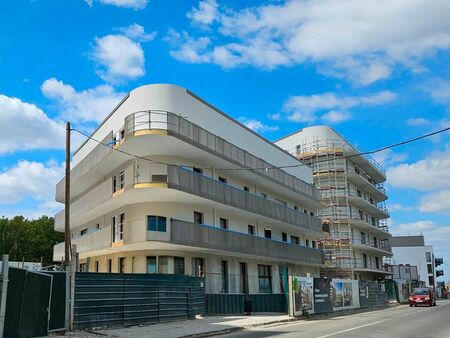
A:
[{"left": 391, "top": 246, "right": 435, "bottom": 287}]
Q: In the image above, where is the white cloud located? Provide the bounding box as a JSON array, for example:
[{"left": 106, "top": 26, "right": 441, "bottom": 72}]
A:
[
  {"left": 166, "top": 29, "right": 212, "bottom": 63},
  {"left": 169, "top": 0, "right": 450, "bottom": 84},
  {"left": 238, "top": 118, "right": 278, "bottom": 133},
  {"left": 321, "top": 110, "right": 351, "bottom": 123},
  {"left": 372, "top": 149, "right": 409, "bottom": 167},
  {"left": 282, "top": 90, "right": 396, "bottom": 123},
  {"left": 116, "top": 23, "right": 157, "bottom": 41},
  {"left": 41, "top": 77, "right": 125, "bottom": 123},
  {"left": 427, "top": 78, "right": 450, "bottom": 104},
  {"left": 406, "top": 117, "right": 431, "bottom": 126},
  {"left": 187, "top": 0, "right": 218, "bottom": 27},
  {"left": 91, "top": 34, "right": 146, "bottom": 83},
  {"left": 387, "top": 146, "right": 450, "bottom": 191},
  {"left": 85, "top": 0, "right": 148, "bottom": 10},
  {"left": 389, "top": 203, "right": 413, "bottom": 212},
  {"left": 419, "top": 189, "right": 450, "bottom": 213},
  {"left": 0, "top": 160, "right": 64, "bottom": 205},
  {"left": 0, "top": 94, "right": 65, "bottom": 154}
]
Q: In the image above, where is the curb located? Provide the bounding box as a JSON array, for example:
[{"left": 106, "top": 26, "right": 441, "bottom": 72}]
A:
[
  {"left": 180, "top": 318, "right": 299, "bottom": 338},
  {"left": 180, "top": 304, "right": 398, "bottom": 338}
]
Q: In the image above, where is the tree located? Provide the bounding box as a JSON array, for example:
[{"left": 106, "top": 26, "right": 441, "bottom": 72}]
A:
[{"left": 0, "top": 215, "right": 63, "bottom": 265}]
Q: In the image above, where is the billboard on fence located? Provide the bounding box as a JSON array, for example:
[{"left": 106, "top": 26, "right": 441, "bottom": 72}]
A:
[
  {"left": 313, "top": 278, "right": 333, "bottom": 314},
  {"left": 331, "top": 279, "right": 360, "bottom": 311},
  {"left": 292, "top": 276, "right": 314, "bottom": 315}
]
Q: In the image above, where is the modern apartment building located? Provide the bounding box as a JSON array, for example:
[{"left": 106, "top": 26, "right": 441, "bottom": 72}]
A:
[
  {"left": 390, "top": 235, "right": 444, "bottom": 288},
  {"left": 53, "top": 84, "right": 325, "bottom": 294},
  {"left": 276, "top": 126, "right": 393, "bottom": 281}
]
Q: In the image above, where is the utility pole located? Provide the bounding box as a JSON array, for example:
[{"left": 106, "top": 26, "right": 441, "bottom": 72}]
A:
[{"left": 65, "top": 122, "right": 71, "bottom": 266}]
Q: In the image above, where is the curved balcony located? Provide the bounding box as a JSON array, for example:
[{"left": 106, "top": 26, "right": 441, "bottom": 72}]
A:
[
  {"left": 348, "top": 194, "right": 390, "bottom": 219},
  {"left": 346, "top": 169, "right": 388, "bottom": 202},
  {"left": 55, "top": 163, "right": 323, "bottom": 235},
  {"left": 53, "top": 226, "right": 112, "bottom": 261},
  {"left": 351, "top": 236, "right": 392, "bottom": 256},
  {"left": 56, "top": 110, "right": 321, "bottom": 207}
]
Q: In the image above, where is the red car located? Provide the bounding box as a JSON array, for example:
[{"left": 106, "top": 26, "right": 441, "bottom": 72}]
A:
[{"left": 409, "top": 288, "right": 436, "bottom": 307}]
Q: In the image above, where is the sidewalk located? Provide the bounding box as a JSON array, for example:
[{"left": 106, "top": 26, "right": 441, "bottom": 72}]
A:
[{"left": 64, "top": 314, "right": 294, "bottom": 338}]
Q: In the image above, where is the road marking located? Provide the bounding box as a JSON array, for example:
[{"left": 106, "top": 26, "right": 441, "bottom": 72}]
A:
[{"left": 314, "top": 319, "right": 390, "bottom": 338}]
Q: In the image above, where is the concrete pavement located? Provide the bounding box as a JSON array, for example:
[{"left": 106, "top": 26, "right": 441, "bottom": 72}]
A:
[{"left": 220, "top": 300, "right": 450, "bottom": 338}]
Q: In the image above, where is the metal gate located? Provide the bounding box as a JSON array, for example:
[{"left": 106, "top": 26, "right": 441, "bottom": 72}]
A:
[{"left": 3, "top": 267, "right": 52, "bottom": 338}]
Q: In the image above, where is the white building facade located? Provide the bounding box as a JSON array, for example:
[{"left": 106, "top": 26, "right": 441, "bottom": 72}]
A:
[
  {"left": 276, "top": 126, "right": 393, "bottom": 281},
  {"left": 53, "top": 84, "right": 325, "bottom": 294},
  {"left": 390, "top": 236, "right": 443, "bottom": 288}
]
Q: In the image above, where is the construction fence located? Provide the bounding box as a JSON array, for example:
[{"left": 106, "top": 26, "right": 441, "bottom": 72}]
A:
[{"left": 291, "top": 277, "right": 387, "bottom": 316}]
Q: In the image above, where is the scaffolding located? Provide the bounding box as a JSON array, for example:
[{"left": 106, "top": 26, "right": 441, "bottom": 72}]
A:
[{"left": 297, "top": 137, "right": 354, "bottom": 279}]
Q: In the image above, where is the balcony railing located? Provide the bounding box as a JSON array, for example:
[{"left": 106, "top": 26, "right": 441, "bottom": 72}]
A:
[
  {"left": 170, "top": 219, "right": 324, "bottom": 266},
  {"left": 350, "top": 216, "right": 390, "bottom": 233},
  {"left": 352, "top": 236, "right": 391, "bottom": 253},
  {"left": 348, "top": 193, "right": 390, "bottom": 217},
  {"left": 347, "top": 168, "right": 387, "bottom": 196},
  {"left": 124, "top": 111, "right": 321, "bottom": 202},
  {"left": 353, "top": 258, "right": 389, "bottom": 273},
  {"left": 166, "top": 165, "right": 323, "bottom": 234},
  {"left": 53, "top": 226, "right": 112, "bottom": 261}
]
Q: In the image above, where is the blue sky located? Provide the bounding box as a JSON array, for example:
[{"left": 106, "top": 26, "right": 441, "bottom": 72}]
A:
[{"left": 0, "top": 0, "right": 449, "bottom": 279}]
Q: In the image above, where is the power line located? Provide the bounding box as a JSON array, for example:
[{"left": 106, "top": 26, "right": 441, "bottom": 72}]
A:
[{"left": 72, "top": 125, "right": 450, "bottom": 172}]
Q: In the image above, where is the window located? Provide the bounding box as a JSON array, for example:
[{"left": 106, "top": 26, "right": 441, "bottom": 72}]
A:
[
  {"left": 375, "top": 257, "right": 380, "bottom": 269},
  {"left": 243, "top": 186, "right": 250, "bottom": 192},
  {"left": 240, "top": 262, "right": 248, "bottom": 294},
  {"left": 119, "top": 213, "right": 124, "bottom": 240},
  {"left": 359, "top": 210, "right": 364, "bottom": 220},
  {"left": 310, "top": 212, "right": 314, "bottom": 216},
  {"left": 80, "top": 228, "right": 88, "bottom": 236},
  {"left": 112, "top": 175, "right": 117, "bottom": 193},
  {"left": 219, "top": 218, "right": 228, "bottom": 230},
  {"left": 312, "top": 241, "right": 316, "bottom": 249},
  {"left": 306, "top": 239, "right": 310, "bottom": 247},
  {"left": 373, "top": 237, "right": 378, "bottom": 248},
  {"left": 282, "top": 232, "right": 287, "bottom": 242},
  {"left": 261, "top": 192, "right": 268, "bottom": 199},
  {"left": 193, "top": 167, "right": 203, "bottom": 174},
  {"left": 120, "top": 129, "right": 125, "bottom": 140},
  {"left": 194, "top": 211, "right": 203, "bottom": 225},
  {"left": 303, "top": 209, "right": 308, "bottom": 214},
  {"left": 290, "top": 236, "right": 299, "bottom": 244},
  {"left": 107, "top": 259, "right": 112, "bottom": 273},
  {"left": 119, "top": 171, "right": 124, "bottom": 189},
  {"left": 112, "top": 216, "right": 117, "bottom": 242},
  {"left": 221, "top": 261, "right": 228, "bottom": 293},
  {"left": 427, "top": 264, "right": 433, "bottom": 274},
  {"left": 218, "top": 176, "right": 227, "bottom": 184},
  {"left": 258, "top": 265, "right": 272, "bottom": 293},
  {"left": 159, "top": 256, "right": 169, "bottom": 274},
  {"left": 148, "top": 215, "right": 167, "bottom": 232},
  {"left": 96, "top": 223, "right": 100, "bottom": 229},
  {"left": 79, "top": 263, "right": 87, "bottom": 272},
  {"left": 294, "top": 205, "right": 298, "bottom": 211},
  {"left": 248, "top": 225, "right": 255, "bottom": 235},
  {"left": 193, "top": 258, "right": 204, "bottom": 277},
  {"left": 264, "top": 229, "right": 272, "bottom": 239},
  {"left": 147, "top": 256, "right": 157, "bottom": 274},
  {"left": 174, "top": 257, "right": 185, "bottom": 275},
  {"left": 360, "top": 232, "right": 366, "bottom": 244},
  {"left": 362, "top": 254, "right": 368, "bottom": 268},
  {"left": 95, "top": 261, "right": 99, "bottom": 272},
  {"left": 276, "top": 199, "right": 287, "bottom": 206},
  {"left": 119, "top": 257, "right": 125, "bottom": 273},
  {"left": 426, "top": 252, "right": 432, "bottom": 262},
  {"left": 296, "top": 145, "right": 301, "bottom": 154},
  {"left": 371, "top": 217, "right": 376, "bottom": 226}
]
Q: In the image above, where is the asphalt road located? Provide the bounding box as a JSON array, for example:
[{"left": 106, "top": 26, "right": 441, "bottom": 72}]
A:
[{"left": 218, "top": 300, "right": 450, "bottom": 338}]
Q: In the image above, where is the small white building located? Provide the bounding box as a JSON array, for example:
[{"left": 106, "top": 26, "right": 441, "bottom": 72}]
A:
[
  {"left": 390, "top": 235, "right": 442, "bottom": 288},
  {"left": 53, "top": 84, "right": 325, "bottom": 295}
]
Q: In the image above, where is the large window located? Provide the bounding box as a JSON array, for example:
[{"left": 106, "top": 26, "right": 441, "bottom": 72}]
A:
[
  {"left": 159, "top": 256, "right": 169, "bottom": 274},
  {"left": 258, "top": 265, "right": 272, "bottom": 294},
  {"left": 221, "top": 260, "right": 228, "bottom": 293},
  {"left": 174, "top": 257, "right": 185, "bottom": 275},
  {"left": 147, "top": 256, "right": 157, "bottom": 274},
  {"left": 193, "top": 258, "right": 204, "bottom": 277},
  {"left": 148, "top": 216, "right": 167, "bottom": 232}
]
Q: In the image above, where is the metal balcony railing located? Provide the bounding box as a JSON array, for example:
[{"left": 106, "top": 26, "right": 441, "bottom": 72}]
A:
[
  {"left": 347, "top": 168, "right": 387, "bottom": 196},
  {"left": 170, "top": 219, "right": 324, "bottom": 265},
  {"left": 352, "top": 236, "right": 391, "bottom": 253},
  {"left": 353, "top": 258, "right": 387, "bottom": 272}
]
